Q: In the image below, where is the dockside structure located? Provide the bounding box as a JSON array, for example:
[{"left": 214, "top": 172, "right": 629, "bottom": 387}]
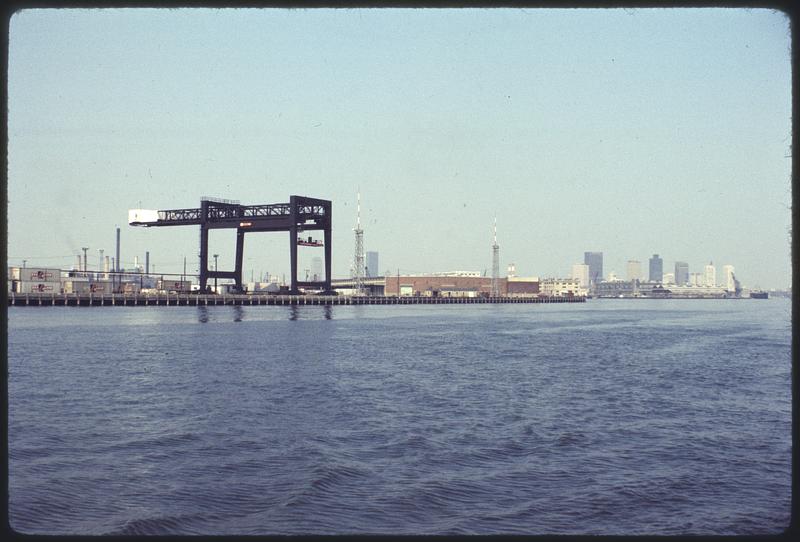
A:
[
  {"left": 332, "top": 274, "right": 547, "bottom": 298},
  {"left": 129, "top": 196, "right": 332, "bottom": 295},
  {"left": 8, "top": 291, "right": 585, "bottom": 307}
]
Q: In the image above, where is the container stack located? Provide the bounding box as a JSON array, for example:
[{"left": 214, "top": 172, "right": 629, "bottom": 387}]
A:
[
  {"left": 157, "top": 279, "right": 192, "bottom": 293},
  {"left": 11, "top": 267, "right": 62, "bottom": 294}
]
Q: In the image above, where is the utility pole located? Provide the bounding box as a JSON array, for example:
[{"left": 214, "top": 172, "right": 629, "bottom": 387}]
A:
[
  {"left": 183, "top": 256, "right": 186, "bottom": 283},
  {"left": 98, "top": 249, "right": 104, "bottom": 276}
]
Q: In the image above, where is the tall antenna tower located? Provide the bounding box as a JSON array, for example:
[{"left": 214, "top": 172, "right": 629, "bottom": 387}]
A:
[
  {"left": 491, "top": 216, "right": 500, "bottom": 297},
  {"left": 352, "top": 190, "right": 365, "bottom": 295}
]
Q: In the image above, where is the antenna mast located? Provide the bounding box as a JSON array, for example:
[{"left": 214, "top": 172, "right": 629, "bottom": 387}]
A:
[
  {"left": 491, "top": 216, "right": 500, "bottom": 297},
  {"left": 352, "top": 190, "right": 365, "bottom": 296}
]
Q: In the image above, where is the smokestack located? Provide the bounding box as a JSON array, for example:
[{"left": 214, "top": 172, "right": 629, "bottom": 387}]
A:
[
  {"left": 134, "top": 256, "right": 139, "bottom": 271},
  {"left": 76, "top": 255, "right": 82, "bottom": 271},
  {"left": 146, "top": 251, "right": 150, "bottom": 275},
  {"left": 116, "top": 227, "right": 121, "bottom": 272},
  {"left": 104, "top": 256, "right": 110, "bottom": 275}
]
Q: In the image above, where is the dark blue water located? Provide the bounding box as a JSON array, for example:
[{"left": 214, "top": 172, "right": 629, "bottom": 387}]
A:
[{"left": 7, "top": 299, "right": 792, "bottom": 535}]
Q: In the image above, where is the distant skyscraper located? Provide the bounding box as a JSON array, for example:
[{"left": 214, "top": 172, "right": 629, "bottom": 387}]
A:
[
  {"left": 649, "top": 254, "right": 663, "bottom": 282},
  {"left": 584, "top": 252, "right": 603, "bottom": 285},
  {"left": 674, "top": 261, "right": 689, "bottom": 285},
  {"left": 723, "top": 264, "right": 735, "bottom": 292},
  {"left": 705, "top": 261, "right": 716, "bottom": 287},
  {"left": 662, "top": 272, "right": 675, "bottom": 284},
  {"left": 690, "top": 272, "right": 703, "bottom": 286},
  {"left": 366, "top": 251, "right": 379, "bottom": 278},
  {"left": 626, "top": 260, "right": 642, "bottom": 282},
  {"left": 571, "top": 263, "right": 590, "bottom": 288}
]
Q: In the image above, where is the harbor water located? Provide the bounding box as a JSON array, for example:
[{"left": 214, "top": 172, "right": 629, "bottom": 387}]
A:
[{"left": 7, "top": 299, "right": 792, "bottom": 535}]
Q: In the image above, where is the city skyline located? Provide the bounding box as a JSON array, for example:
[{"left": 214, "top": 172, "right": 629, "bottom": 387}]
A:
[{"left": 6, "top": 8, "right": 792, "bottom": 289}]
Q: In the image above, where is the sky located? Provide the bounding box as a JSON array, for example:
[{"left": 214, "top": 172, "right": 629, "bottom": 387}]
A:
[{"left": 6, "top": 8, "right": 793, "bottom": 289}]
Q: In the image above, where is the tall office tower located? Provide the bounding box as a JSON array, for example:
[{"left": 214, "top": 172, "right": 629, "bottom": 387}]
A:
[
  {"left": 311, "top": 257, "right": 324, "bottom": 281},
  {"left": 584, "top": 252, "right": 603, "bottom": 285},
  {"left": 626, "top": 260, "right": 642, "bottom": 282},
  {"left": 674, "top": 261, "right": 689, "bottom": 285},
  {"left": 649, "top": 254, "right": 663, "bottom": 282},
  {"left": 705, "top": 261, "right": 716, "bottom": 287},
  {"left": 366, "top": 251, "right": 379, "bottom": 278},
  {"left": 572, "top": 263, "right": 590, "bottom": 288},
  {"left": 723, "top": 265, "right": 735, "bottom": 292},
  {"left": 662, "top": 272, "right": 675, "bottom": 284},
  {"left": 690, "top": 272, "right": 703, "bottom": 286},
  {"left": 507, "top": 263, "right": 516, "bottom": 278}
]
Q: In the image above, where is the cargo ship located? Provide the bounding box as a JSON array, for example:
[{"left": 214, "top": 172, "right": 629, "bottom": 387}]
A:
[{"left": 750, "top": 290, "right": 769, "bottom": 299}]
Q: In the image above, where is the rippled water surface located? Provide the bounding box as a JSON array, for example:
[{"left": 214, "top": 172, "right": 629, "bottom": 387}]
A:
[{"left": 7, "top": 299, "right": 792, "bottom": 535}]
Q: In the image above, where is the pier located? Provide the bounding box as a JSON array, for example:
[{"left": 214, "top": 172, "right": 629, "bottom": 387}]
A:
[{"left": 7, "top": 292, "right": 586, "bottom": 307}]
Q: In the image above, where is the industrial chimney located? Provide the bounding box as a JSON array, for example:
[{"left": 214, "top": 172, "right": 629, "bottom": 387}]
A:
[{"left": 116, "top": 227, "right": 121, "bottom": 272}]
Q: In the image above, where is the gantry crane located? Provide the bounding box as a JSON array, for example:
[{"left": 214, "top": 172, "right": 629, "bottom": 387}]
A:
[{"left": 129, "top": 195, "right": 332, "bottom": 295}]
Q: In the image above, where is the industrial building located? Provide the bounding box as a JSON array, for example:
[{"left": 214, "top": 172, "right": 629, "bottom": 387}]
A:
[
  {"left": 595, "top": 279, "right": 732, "bottom": 298},
  {"left": 539, "top": 277, "right": 587, "bottom": 297},
  {"left": 331, "top": 274, "right": 542, "bottom": 298},
  {"left": 388, "top": 274, "right": 500, "bottom": 297}
]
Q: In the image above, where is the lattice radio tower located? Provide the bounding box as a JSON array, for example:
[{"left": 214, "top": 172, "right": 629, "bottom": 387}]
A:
[
  {"left": 491, "top": 216, "right": 500, "bottom": 297},
  {"left": 352, "top": 191, "right": 365, "bottom": 295}
]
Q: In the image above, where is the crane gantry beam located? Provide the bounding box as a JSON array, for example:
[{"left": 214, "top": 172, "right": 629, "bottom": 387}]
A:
[{"left": 129, "top": 195, "right": 333, "bottom": 295}]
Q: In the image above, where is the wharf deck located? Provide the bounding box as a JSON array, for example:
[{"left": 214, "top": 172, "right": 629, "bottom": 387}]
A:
[{"left": 7, "top": 293, "right": 585, "bottom": 307}]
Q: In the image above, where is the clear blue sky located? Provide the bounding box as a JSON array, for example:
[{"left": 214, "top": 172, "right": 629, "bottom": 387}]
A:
[{"left": 7, "top": 8, "right": 792, "bottom": 288}]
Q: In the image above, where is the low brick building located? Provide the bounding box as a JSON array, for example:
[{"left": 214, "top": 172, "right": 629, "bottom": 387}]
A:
[
  {"left": 507, "top": 276, "right": 541, "bottom": 297},
  {"left": 383, "top": 275, "right": 540, "bottom": 297}
]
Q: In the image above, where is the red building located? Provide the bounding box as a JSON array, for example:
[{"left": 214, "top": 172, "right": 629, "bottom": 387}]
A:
[{"left": 383, "top": 275, "right": 539, "bottom": 297}]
